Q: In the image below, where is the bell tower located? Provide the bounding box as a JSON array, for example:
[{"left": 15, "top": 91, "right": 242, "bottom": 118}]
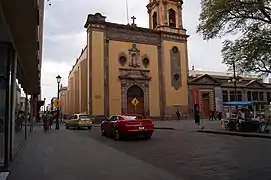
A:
[{"left": 146, "top": 0, "right": 185, "bottom": 34}]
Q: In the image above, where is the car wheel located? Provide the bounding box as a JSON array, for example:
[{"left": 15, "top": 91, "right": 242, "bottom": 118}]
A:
[
  {"left": 101, "top": 127, "right": 106, "bottom": 136},
  {"left": 114, "top": 128, "right": 121, "bottom": 140},
  {"left": 76, "top": 125, "right": 80, "bottom": 130},
  {"left": 88, "top": 126, "right": 92, "bottom": 130}
]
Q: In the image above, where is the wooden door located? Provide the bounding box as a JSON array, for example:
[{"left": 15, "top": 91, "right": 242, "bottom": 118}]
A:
[
  {"left": 127, "top": 85, "right": 144, "bottom": 116},
  {"left": 127, "top": 97, "right": 144, "bottom": 115},
  {"left": 202, "top": 93, "right": 210, "bottom": 118}
]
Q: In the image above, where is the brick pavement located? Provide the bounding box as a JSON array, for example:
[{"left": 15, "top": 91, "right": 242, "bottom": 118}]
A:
[
  {"left": 7, "top": 125, "right": 183, "bottom": 180},
  {"left": 89, "top": 127, "right": 271, "bottom": 180}
]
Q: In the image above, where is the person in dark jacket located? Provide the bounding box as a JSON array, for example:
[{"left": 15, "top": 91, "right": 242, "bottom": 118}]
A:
[
  {"left": 209, "top": 110, "right": 216, "bottom": 121},
  {"left": 176, "top": 109, "right": 181, "bottom": 120},
  {"left": 43, "top": 113, "right": 48, "bottom": 131}
]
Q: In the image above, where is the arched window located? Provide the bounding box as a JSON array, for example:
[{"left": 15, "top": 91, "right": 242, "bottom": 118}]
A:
[
  {"left": 152, "top": 11, "right": 158, "bottom": 28},
  {"left": 168, "top": 8, "right": 176, "bottom": 27}
]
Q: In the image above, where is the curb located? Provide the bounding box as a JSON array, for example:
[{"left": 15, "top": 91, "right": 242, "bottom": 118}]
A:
[{"left": 198, "top": 130, "right": 271, "bottom": 139}]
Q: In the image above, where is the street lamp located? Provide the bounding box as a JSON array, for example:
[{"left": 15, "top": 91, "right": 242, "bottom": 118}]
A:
[
  {"left": 43, "top": 98, "right": 46, "bottom": 113},
  {"left": 56, "top": 75, "right": 62, "bottom": 130},
  {"left": 227, "top": 61, "right": 242, "bottom": 107}
]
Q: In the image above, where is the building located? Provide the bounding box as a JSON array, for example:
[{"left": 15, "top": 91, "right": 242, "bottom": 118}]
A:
[
  {"left": 19, "top": 97, "right": 31, "bottom": 113},
  {"left": 0, "top": 0, "right": 44, "bottom": 170},
  {"left": 63, "top": 0, "right": 189, "bottom": 120},
  {"left": 188, "top": 69, "right": 271, "bottom": 118},
  {"left": 59, "top": 86, "right": 68, "bottom": 115}
]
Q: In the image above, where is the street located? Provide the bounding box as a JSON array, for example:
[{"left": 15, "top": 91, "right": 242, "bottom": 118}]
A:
[{"left": 7, "top": 125, "right": 271, "bottom": 180}]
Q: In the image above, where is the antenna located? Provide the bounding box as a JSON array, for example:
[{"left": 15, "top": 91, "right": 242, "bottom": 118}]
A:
[{"left": 125, "top": 0, "right": 129, "bottom": 24}]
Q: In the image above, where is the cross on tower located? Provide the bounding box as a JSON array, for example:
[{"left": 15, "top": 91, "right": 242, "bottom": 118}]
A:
[{"left": 131, "top": 16, "right": 136, "bottom": 25}]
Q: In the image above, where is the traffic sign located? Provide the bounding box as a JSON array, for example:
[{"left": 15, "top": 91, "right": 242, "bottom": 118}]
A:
[
  {"left": 131, "top": 98, "right": 139, "bottom": 106},
  {"left": 54, "top": 99, "right": 61, "bottom": 108}
]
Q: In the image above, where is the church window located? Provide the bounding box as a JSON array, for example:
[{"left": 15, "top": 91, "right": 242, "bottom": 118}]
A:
[
  {"left": 152, "top": 12, "right": 158, "bottom": 29},
  {"left": 172, "top": 46, "right": 178, "bottom": 53},
  {"left": 142, "top": 57, "right": 150, "bottom": 68},
  {"left": 173, "top": 73, "right": 180, "bottom": 81},
  {"left": 118, "top": 53, "right": 127, "bottom": 66},
  {"left": 168, "top": 8, "right": 176, "bottom": 27}
]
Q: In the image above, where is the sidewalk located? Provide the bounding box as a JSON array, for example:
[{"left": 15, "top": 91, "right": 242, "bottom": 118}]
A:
[
  {"left": 153, "top": 120, "right": 271, "bottom": 139},
  {"left": 154, "top": 119, "right": 219, "bottom": 131},
  {"left": 7, "top": 125, "right": 182, "bottom": 180}
]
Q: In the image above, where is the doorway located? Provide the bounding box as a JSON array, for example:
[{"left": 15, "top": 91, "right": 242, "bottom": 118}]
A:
[
  {"left": 127, "top": 85, "right": 144, "bottom": 115},
  {"left": 202, "top": 93, "right": 210, "bottom": 118}
]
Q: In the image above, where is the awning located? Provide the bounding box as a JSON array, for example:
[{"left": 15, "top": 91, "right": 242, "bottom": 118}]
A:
[
  {"left": 222, "top": 101, "right": 258, "bottom": 107},
  {"left": 0, "top": 0, "right": 41, "bottom": 94}
]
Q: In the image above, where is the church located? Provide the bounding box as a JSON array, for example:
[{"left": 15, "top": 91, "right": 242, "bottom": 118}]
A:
[{"left": 63, "top": 0, "right": 190, "bottom": 120}]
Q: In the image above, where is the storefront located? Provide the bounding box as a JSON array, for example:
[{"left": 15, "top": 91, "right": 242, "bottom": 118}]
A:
[
  {"left": 0, "top": 0, "right": 44, "bottom": 171},
  {"left": 0, "top": 42, "right": 36, "bottom": 171}
]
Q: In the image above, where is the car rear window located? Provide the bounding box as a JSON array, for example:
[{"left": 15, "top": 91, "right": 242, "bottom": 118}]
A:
[
  {"left": 122, "top": 115, "right": 143, "bottom": 120},
  {"left": 79, "top": 115, "right": 90, "bottom": 118}
]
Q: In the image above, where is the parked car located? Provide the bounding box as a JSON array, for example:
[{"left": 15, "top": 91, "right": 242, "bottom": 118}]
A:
[
  {"left": 65, "top": 114, "right": 93, "bottom": 130},
  {"left": 101, "top": 114, "right": 154, "bottom": 140}
]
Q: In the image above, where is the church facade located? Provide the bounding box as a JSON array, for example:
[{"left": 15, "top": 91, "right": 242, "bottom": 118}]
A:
[{"left": 64, "top": 0, "right": 190, "bottom": 120}]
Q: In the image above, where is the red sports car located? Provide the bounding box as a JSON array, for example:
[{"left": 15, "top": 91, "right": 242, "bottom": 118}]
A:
[{"left": 101, "top": 114, "right": 154, "bottom": 140}]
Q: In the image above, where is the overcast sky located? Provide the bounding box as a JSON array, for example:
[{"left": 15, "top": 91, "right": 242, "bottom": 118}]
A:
[{"left": 41, "top": 0, "right": 227, "bottom": 104}]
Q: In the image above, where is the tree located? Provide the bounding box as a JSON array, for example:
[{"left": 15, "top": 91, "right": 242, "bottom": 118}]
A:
[{"left": 196, "top": 0, "right": 271, "bottom": 75}]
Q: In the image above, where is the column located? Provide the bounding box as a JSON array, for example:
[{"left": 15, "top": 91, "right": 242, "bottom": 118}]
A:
[
  {"left": 10, "top": 53, "right": 17, "bottom": 160},
  {"left": 24, "top": 94, "right": 28, "bottom": 140},
  {"left": 0, "top": 43, "right": 13, "bottom": 167},
  {"left": 29, "top": 96, "right": 34, "bottom": 132}
]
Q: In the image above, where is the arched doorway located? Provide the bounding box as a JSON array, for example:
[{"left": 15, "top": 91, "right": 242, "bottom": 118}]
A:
[
  {"left": 127, "top": 85, "right": 144, "bottom": 115},
  {"left": 152, "top": 11, "right": 157, "bottom": 28},
  {"left": 168, "top": 8, "right": 176, "bottom": 27}
]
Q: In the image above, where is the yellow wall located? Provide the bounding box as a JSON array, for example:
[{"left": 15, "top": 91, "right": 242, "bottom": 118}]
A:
[
  {"left": 80, "top": 59, "right": 88, "bottom": 113},
  {"left": 162, "top": 40, "right": 188, "bottom": 109},
  {"left": 74, "top": 69, "right": 79, "bottom": 113},
  {"left": 91, "top": 31, "right": 104, "bottom": 115},
  {"left": 71, "top": 76, "right": 75, "bottom": 114},
  {"left": 66, "top": 47, "right": 87, "bottom": 115},
  {"left": 108, "top": 41, "right": 160, "bottom": 116},
  {"left": 108, "top": 41, "right": 122, "bottom": 115}
]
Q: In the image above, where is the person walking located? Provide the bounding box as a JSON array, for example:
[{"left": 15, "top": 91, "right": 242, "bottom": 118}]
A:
[
  {"left": 43, "top": 113, "right": 49, "bottom": 131},
  {"left": 176, "top": 109, "right": 181, "bottom": 120},
  {"left": 209, "top": 110, "right": 216, "bottom": 121}
]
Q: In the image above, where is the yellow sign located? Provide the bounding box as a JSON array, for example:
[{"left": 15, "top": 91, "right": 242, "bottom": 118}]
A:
[
  {"left": 54, "top": 99, "right": 61, "bottom": 108},
  {"left": 131, "top": 98, "right": 139, "bottom": 106}
]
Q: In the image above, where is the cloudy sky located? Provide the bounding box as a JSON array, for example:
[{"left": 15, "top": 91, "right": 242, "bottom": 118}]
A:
[{"left": 41, "top": 0, "right": 227, "bottom": 104}]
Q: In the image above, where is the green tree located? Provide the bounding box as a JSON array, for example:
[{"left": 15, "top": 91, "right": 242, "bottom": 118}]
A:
[{"left": 197, "top": 0, "right": 271, "bottom": 75}]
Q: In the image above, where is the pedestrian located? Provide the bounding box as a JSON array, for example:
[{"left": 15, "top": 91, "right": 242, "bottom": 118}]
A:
[
  {"left": 209, "top": 110, "right": 216, "bottom": 121},
  {"left": 43, "top": 113, "right": 48, "bottom": 131},
  {"left": 176, "top": 109, "right": 180, "bottom": 120},
  {"left": 49, "top": 112, "right": 53, "bottom": 130}
]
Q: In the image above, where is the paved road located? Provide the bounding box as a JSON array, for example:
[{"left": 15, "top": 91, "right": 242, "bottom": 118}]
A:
[
  {"left": 89, "top": 127, "right": 271, "bottom": 180},
  {"left": 7, "top": 126, "right": 181, "bottom": 180},
  {"left": 7, "top": 125, "right": 271, "bottom": 180}
]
